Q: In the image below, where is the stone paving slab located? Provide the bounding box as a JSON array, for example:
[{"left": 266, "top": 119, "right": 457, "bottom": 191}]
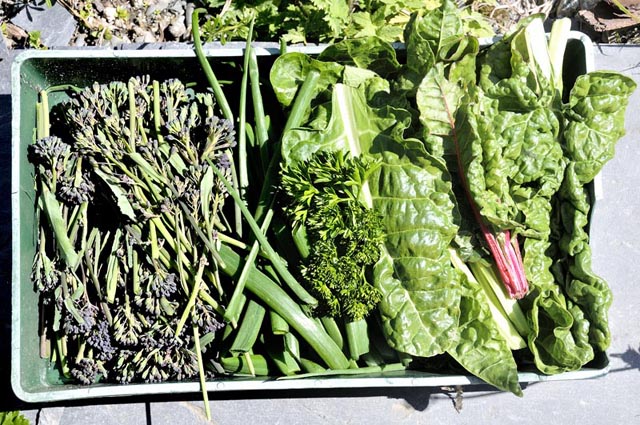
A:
[{"left": 10, "top": 1, "right": 76, "bottom": 48}]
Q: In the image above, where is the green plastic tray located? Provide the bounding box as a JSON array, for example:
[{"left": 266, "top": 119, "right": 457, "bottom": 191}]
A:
[{"left": 11, "top": 35, "right": 608, "bottom": 403}]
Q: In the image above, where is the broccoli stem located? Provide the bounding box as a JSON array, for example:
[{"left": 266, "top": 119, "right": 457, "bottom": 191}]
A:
[{"left": 192, "top": 325, "right": 212, "bottom": 421}]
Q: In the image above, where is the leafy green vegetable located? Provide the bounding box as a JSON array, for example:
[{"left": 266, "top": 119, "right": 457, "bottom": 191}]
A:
[
  {"left": 285, "top": 3, "right": 633, "bottom": 387},
  {"left": 400, "top": 3, "right": 479, "bottom": 93},
  {"left": 274, "top": 54, "right": 463, "bottom": 357},
  {"left": 0, "top": 411, "right": 30, "bottom": 425},
  {"left": 281, "top": 151, "right": 384, "bottom": 320},
  {"left": 317, "top": 37, "right": 401, "bottom": 78},
  {"left": 563, "top": 71, "right": 637, "bottom": 184},
  {"left": 456, "top": 16, "right": 635, "bottom": 374},
  {"left": 199, "top": 0, "right": 443, "bottom": 45},
  {"left": 550, "top": 71, "right": 635, "bottom": 354},
  {"left": 449, "top": 249, "right": 523, "bottom": 395}
]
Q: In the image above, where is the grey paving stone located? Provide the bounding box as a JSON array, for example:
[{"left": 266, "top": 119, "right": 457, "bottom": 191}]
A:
[
  {"left": 37, "top": 406, "right": 66, "bottom": 425},
  {"left": 59, "top": 403, "right": 148, "bottom": 425},
  {"left": 0, "top": 33, "right": 11, "bottom": 94},
  {"left": 150, "top": 401, "right": 213, "bottom": 425},
  {"left": 10, "top": 1, "right": 76, "bottom": 47}
]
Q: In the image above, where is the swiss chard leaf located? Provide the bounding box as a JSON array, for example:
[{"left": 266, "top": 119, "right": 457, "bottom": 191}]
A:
[
  {"left": 554, "top": 163, "right": 613, "bottom": 352},
  {"left": 400, "top": 0, "right": 478, "bottom": 93},
  {"left": 280, "top": 80, "right": 462, "bottom": 357},
  {"left": 563, "top": 71, "right": 637, "bottom": 184},
  {"left": 447, "top": 267, "right": 522, "bottom": 396},
  {"left": 525, "top": 285, "right": 594, "bottom": 374},
  {"left": 317, "top": 36, "right": 401, "bottom": 78},
  {"left": 270, "top": 53, "right": 343, "bottom": 109}
]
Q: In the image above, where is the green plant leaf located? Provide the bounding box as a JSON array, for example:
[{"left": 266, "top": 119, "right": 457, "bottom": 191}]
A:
[
  {"left": 0, "top": 411, "right": 30, "bottom": 425},
  {"left": 280, "top": 81, "right": 462, "bottom": 357},
  {"left": 447, "top": 264, "right": 522, "bottom": 395},
  {"left": 563, "top": 71, "right": 637, "bottom": 184}
]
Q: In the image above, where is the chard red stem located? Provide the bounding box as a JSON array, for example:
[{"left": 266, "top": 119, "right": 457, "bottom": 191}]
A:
[{"left": 441, "top": 83, "right": 528, "bottom": 299}]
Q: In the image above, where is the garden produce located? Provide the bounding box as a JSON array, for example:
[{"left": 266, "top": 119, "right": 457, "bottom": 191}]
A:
[
  {"left": 269, "top": 0, "right": 634, "bottom": 393},
  {"left": 27, "top": 1, "right": 634, "bottom": 406}
]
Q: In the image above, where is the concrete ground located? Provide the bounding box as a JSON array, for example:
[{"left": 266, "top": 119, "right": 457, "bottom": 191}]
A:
[{"left": 1, "top": 42, "right": 640, "bottom": 424}]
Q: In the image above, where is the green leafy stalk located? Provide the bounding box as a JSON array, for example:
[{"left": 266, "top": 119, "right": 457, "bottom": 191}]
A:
[
  {"left": 253, "top": 69, "right": 322, "bottom": 224},
  {"left": 221, "top": 354, "right": 272, "bottom": 375},
  {"left": 270, "top": 310, "right": 289, "bottom": 335},
  {"left": 345, "top": 319, "right": 370, "bottom": 360},
  {"left": 209, "top": 162, "right": 317, "bottom": 306},
  {"left": 224, "top": 209, "right": 274, "bottom": 325},
  {"left": 191, "top": 8, "right": 233, "bottom": 122},
  {"left": 277, "top": 363, "right": 405, "bottom": 380},
  {"left": 216, "top": 244, "right": 350, "bottom": 370},
  {"left": 230, "top": 300, "right": 266, "bottom": 355},
  {"left": 238, "top": 16, "right": 255, "bottom": 204},
  {"left": 249, "top": 49, "right": 270, "bottom": 173}
]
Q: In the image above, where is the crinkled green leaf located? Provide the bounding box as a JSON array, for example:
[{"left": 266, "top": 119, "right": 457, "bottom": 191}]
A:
[
  {"left": 563, "top": 71, "right": 637, "bottom": 183},
  {"left": 555, "top": 163, "right": 613, "bottom": 351},
  {"left": 370, "top": 142, "right": 461, "bottom": 357},
  {"left": 270, "top": 53, "right": 343, "bottom": 108},
  {"left": 525, "top": 285, "right": 594, "bottom": 374},
  {"left": 415, "top": 52, "right": 475, "bottom": 159},
  {"left": 401, "top": 0, "right": 478, "bottom": 92},
  {"left": 404, "top": 0, "right": 470, "bottom": 71},
  {"left": 447, "top": 267, "right": 522, "bottom": 395},
  {"left": 521, "top": 235, "right": 595, "bottom": 373},
  {"left": 281, "top": 82, "right": 461, "bottom": 357},
  {"left": 318, "top": 36, "right": 401, "bottom": 78},
  {"left": 416, "top": 62, "right": 465, "bottom": 137},
  {"left": 455, "top": 96, "right": 519, "bottom": 230}
]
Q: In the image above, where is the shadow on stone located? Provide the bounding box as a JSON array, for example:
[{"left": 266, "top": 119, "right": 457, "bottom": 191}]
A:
[{"left": 610, "top": 345, "right": 640, "bottom": 372}]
